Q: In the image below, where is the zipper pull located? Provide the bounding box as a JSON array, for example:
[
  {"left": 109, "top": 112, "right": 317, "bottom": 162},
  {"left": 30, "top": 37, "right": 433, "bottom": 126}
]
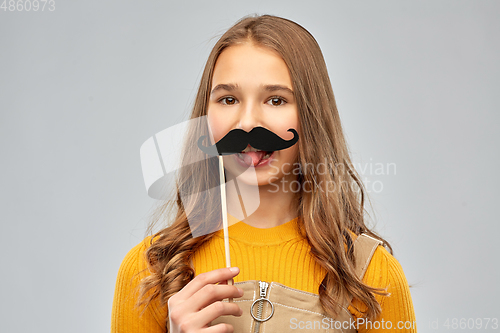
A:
[
  {"left": 251, "top": 280, "right": 275, "bottom": 333},
  {"left": 259, "top": 281, "right": 269, "bottom": 298}
]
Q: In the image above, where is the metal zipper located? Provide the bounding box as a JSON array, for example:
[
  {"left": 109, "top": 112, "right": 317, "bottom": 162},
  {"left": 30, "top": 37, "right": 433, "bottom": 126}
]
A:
[{"left": 250, "top": 281, "right": 274, "bottom": 333}]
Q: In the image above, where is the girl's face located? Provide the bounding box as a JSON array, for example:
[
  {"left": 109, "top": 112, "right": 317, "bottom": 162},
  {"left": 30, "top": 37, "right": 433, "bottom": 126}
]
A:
[{"left": 207, "top": 42, "right": 300, "bottom": 186}]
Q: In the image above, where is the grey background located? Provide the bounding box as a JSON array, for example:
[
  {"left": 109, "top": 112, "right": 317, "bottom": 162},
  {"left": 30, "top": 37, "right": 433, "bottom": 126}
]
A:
[{"left": 1, "top": 0, "right": 499, "bottom": 332}]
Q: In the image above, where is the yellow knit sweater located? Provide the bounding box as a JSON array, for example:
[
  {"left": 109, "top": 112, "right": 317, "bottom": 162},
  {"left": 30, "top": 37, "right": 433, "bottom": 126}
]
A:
[{"left": 111, "top": 216, "right": 417, "bottom": 332}]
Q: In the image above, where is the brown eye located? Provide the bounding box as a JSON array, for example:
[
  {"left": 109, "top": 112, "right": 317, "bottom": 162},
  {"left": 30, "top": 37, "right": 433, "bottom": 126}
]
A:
[
  {"left": 268, "top": 97, "right": 286, "bottom": 107},
  {"left": 220, "top": 97, "right": 236, "bottom": 105}
]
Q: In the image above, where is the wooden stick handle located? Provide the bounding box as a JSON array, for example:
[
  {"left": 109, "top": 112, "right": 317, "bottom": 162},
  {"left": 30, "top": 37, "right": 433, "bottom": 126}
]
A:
[{"left": 218, "top": 156, "right": 233, "bottom": 302}]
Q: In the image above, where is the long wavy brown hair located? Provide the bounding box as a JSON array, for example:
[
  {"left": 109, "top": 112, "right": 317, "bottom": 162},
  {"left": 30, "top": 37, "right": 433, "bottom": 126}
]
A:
[{"left": 133, "top": 13, "right": 393, "bottom": 327}]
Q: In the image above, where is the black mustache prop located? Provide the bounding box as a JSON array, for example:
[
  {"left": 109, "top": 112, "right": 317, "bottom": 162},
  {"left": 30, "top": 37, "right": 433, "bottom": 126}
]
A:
[{"left": 197, "top": 126, "right": 299, "bottom": 156}]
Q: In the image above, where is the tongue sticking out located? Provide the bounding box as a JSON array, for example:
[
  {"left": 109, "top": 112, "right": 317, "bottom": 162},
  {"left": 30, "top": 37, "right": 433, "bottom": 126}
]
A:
[{"left": 240, "top": 151, "right": 267, "bottom": 166}]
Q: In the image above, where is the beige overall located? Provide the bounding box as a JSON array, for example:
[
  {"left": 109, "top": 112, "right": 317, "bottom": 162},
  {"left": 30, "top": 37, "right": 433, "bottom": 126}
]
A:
[
  {"left": 166, "top": 233, "right": 382, "bottom": 333},
  {"left": 212, "top": 234, "right": 381, "bottom": 333}
]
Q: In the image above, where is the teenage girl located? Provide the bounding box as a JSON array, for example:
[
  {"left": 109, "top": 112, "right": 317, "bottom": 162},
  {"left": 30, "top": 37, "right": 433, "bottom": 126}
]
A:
[{"left": 111, "top": 14, "right": 416, "bottom": 333}]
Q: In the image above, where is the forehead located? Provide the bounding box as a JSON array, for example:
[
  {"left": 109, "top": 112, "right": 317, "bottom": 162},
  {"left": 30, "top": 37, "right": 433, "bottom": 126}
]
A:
[{"left": 211, "top": 43, "right": 292, "bottom": 88}]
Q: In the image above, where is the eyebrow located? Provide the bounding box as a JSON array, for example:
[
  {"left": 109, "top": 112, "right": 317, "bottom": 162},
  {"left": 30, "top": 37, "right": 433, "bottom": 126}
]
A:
[{"left": 210, "top": 83, "right": 294, "bottom": 96}]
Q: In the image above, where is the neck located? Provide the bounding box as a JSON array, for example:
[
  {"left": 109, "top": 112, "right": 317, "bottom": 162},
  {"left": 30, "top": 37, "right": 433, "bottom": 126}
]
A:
[{"left": 226, "top": 170, "right": 298, "bottom": 228}]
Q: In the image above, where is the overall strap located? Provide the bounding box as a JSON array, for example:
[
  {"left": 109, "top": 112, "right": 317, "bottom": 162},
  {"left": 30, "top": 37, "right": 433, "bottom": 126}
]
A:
[
  {"left": 340, "top": 233, "right": 383, "bottom": 312},
  {"left": 331, "top": 233, "right": 384, "bottom": 330},
  {"left": 353, "top": 233, "right": 383, "bottom": 280}
]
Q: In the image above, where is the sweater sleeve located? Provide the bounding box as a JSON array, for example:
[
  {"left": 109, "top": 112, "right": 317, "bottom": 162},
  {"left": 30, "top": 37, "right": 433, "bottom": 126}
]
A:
[
  {"left": 349, "top": 245, "right": 417, "bottom": 332},
  {"left": 111, "top": 238, "right": 167, "bottom": 333}
]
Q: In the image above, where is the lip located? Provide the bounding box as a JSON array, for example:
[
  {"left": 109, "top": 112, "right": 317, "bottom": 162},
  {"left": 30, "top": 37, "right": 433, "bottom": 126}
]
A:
[{"left": 233, "top": 151, "right": 275, "bottom": 168}]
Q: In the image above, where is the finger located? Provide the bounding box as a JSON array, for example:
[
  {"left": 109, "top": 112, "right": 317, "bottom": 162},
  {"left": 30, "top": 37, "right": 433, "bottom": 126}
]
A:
[
  {"left": 194, "top": 300, "right": 243, "bottom": 328},
  {"left": 217, "top": 279, "right": 230, "bottom": 285},
  {"left": 189, "top": 284, "right": 243, "bottom": 311},
  {"left": 176, "top": 267, "right": 240, "bottom": 300},
  {"left": 203, "top": 323, "right": 235, "bottom": 333}
]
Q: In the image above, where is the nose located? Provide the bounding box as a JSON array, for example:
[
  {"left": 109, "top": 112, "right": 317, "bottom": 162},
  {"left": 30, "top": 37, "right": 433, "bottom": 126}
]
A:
[{"left": 236, "top": 101, "right": 263, "bottom": 133}]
